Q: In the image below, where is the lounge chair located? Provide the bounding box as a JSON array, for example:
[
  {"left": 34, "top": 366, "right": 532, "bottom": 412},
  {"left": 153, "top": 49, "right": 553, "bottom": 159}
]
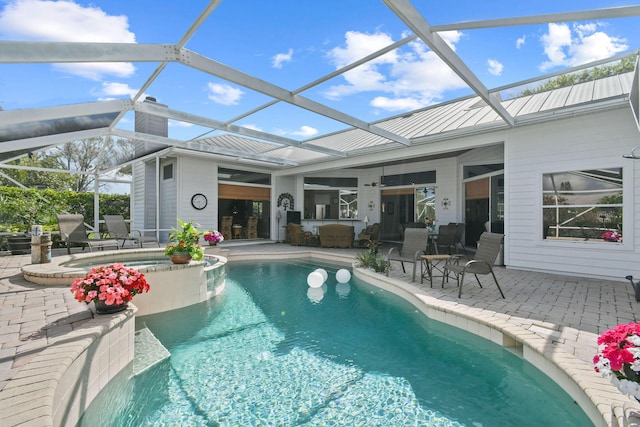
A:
[
  {"left": 385, "top": 228, "right": 429, "bottom": 281},
  {"left": 442, "top": 232, "right": 505, "bottom": 298},
  {"left": 56, "top": 214, "right": 119, "bottom": 254},
  {"left": 103, "top": 214, "right": 159, "bottom": 248}
]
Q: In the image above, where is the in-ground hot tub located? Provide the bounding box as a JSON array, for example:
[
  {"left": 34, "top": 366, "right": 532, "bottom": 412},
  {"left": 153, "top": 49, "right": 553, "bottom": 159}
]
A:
[{"left": 21, "top": 248, "right": 226, "bottom": 316}]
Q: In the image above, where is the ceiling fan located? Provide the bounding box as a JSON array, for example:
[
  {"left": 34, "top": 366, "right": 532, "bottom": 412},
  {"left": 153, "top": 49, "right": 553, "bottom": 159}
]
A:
[
  {"left": 365, "top": 166, "right": 385, "bottom": 187},
  {"left": 365, "top": 166, "right": 385, "bottom": 188}
]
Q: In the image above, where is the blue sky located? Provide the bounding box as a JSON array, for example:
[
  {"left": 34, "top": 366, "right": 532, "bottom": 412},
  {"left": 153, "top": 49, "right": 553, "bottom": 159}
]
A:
[{"left": 1, "top": 0, "right": 639, "bottom": 141}]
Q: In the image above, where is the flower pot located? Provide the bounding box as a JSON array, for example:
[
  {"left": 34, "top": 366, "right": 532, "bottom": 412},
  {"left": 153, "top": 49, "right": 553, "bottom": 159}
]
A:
[
  {"left": 208, "top": 242, "right": 217, "bottom": 246},
  {"left": 170, "top": 252, "right": 192, "bottom": 264},
  {"left": 95, "top": 300, "right": 128, "bottom": 314}
]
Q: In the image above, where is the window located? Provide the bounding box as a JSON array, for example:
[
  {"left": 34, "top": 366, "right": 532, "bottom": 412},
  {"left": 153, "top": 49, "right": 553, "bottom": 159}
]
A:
[
  {"left": 542, "top": 168, "right": 623, "bottom": 242},
  {"left": 218, "top": 167, "right": 271, "bottom": 185},
  {"left": 303, "top": 177, "right": 358, "bottom": 220},
  {"left": 415, "top": 187, "right": 436, "bottom": 223},
  {"left": 162, "top": 163, "right": 173, "bottom": 180}
]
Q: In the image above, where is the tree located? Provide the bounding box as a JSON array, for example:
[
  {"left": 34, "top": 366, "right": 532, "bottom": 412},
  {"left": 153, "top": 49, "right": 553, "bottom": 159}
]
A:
[
  {"left": 519, "top": 56, "right": 637, "bottom": 96},
  {"left": 49, "top": 136, "right": 133, "bottom": 192},
  {"left": 0, "top": 154, "right": 76, "bottom": 190},
  {"left": 0, "top": 136, "right": 134, "bottom": 192}
]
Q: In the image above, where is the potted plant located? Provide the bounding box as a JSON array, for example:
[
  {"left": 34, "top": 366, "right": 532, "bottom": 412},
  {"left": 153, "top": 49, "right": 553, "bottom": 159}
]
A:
[
  {"left": 203, "top": 230, "right": 224, "bottom": 246},
  {"left": 601, "top": 230, "right": 622, "bottom": 242},
  {"left": 70, "top": 263, "right": 150, "bottom": 314},
  {"left": 593, "top": 321, "right": 640, "bottom": 401},
  {"left": 164, "top": 219, "right": 204, "bottom": 264}
]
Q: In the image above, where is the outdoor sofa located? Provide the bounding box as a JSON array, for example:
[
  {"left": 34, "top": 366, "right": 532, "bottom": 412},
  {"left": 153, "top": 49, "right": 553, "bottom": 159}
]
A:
[{"left": 318, "top": 224, "right": 354, "bottom": 248}]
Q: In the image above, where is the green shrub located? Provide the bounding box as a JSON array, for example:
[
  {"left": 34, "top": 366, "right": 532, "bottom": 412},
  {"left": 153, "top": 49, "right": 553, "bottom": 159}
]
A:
[
  {"left": 0, "top": 186, "right": 130, "bottom": 232},
  {"left": 356, "top": 246, "right": 389, "bottom": 273}
]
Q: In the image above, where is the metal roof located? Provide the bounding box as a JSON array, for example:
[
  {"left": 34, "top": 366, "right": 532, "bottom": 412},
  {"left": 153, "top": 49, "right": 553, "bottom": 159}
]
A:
[{"left": 0, "top": 1, "right": 639, "bottom": 175}]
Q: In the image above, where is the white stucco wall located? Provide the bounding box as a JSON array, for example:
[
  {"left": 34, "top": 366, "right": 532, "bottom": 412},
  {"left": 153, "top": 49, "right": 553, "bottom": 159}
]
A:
[{"left": 505, "top": 106, "right": 639, "bottom": 279}]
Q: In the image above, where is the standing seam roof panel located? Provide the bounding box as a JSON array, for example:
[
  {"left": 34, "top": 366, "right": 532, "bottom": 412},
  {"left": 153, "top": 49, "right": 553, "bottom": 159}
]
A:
[
  {"left": 399, "top": 98, "right": 479, "bottom": 137},
  {"left": 564, "top": 80, "right": 595, "bottom": 106},
  {"left": 516, "top": 92, "right": 551, "bottom": 116},
  {"left": 593, "top": 75, "right": 623, "bottom": 99},
  {"left": 540, "top": 86, "right": 572, "bottom": 110}
]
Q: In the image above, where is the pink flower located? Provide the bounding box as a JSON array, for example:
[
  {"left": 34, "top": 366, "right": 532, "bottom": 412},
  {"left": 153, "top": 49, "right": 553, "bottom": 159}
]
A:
[
  {"left": 69, "top": 263, "right": 150, "bottom": 308},
  {"left": 594, "top": 322, "right": 640, "bottom": 399}
]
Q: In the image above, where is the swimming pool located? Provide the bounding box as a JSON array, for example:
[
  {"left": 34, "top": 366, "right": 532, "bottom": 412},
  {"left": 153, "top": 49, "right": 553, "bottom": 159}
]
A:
[{"left": 78, "top": 259, "right": 592, "bottom": 426}]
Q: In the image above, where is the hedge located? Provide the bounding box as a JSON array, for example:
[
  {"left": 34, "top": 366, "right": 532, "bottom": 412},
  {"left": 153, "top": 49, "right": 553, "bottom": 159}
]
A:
[{"left": 0, "top": 186, "right": 130, "bottom": 233}]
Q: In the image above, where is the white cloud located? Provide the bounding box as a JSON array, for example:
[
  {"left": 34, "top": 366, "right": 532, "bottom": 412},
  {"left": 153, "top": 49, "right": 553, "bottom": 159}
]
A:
[
  {"left": 487, "top": 59, "right": 503, "bottom": 76},
  {"left": 516, "top": 35, "right": 526, "bottom": 49},
  {"left": 370, "top": 96, "right": 423, "bottom": 111},
  {"left": 290, "top": 126, "right": 318, "bottom": 137},
  {"left": 240, "top": 124, "right": 263, "bottom": 132},
  {"left": 168, "top": 120, "right": 193, "bottom": 128},
  {"left": 207, "top": 83, "right": 244, "bottom": 105},
  {"left": 323, "top": 30, "right": 466, "bottom": 111},
  {"left": 0, "top": 0, "right": 137, "bottom": 80},
  {"left": 96, "top": 82, "right": 141, "bottom": 99},
  {"left": 272, "top": 48, "right": 294, "bottom": 69},
  {"left": 539, "top": 22, "right": 627, "bottom": 71}
]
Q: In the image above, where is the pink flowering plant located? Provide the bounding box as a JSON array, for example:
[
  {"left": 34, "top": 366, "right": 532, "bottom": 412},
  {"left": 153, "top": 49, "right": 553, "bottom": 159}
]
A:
[
  {"left": 593, "top": 322, "right": 640, "bottom": 400},
  {"left": 601, "top": 230, "right": 622, "bottom": 242},
  {"left": 70, "top": 263, "right": 150, "bottom": 307},
  {"left": 204, "top": 230, "right": 224, "bottom": 244}
]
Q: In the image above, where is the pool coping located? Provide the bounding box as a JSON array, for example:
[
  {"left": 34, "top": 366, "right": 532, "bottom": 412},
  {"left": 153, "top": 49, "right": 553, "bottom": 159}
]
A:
[
  {"left": 3, "top": 249, "right": 639, "bottom": 426},
  {"left": 21, "top": 248, "right": 209, "bottom": 286}
]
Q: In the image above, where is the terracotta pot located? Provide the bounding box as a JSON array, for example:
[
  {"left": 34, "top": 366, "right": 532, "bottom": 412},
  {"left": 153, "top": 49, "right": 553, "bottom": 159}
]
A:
[
  {"left": 170, "top": 252, "right": 192, "bottom": 264},
  {"left": 95, "top": 300, "right": 128, "bottom": 314}
]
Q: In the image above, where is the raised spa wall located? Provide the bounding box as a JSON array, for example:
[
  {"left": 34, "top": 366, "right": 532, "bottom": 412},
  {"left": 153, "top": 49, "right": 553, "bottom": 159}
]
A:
[{"left": 16, "top": 248, "right": 227, "bottom": 427}]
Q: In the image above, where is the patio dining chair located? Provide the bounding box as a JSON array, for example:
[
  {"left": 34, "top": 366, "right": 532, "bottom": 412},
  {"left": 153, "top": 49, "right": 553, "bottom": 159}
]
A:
[
  {"left": 103, "top": 215, "right": 159, "bottom": 248},
  {"left": 385, "top": 228, "right": 429, "bottom": 282},
  {"left": 431, "top": 223, "right": 457, "bottom": 255},
  {"left": 56, "top": 214, "right": 119, "bottom": 254},
  {"left": 442, "top": 232, "right": 505, "bottom": 298}
]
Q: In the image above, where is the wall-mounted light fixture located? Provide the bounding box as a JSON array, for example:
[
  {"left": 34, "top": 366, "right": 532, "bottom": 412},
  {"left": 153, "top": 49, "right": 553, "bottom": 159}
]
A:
[
  {"left": 368, "top": 201, "right": 374, "bottom": 211},
  {"left": 623, "top": 147, "right": 640, "bottom": 159}
]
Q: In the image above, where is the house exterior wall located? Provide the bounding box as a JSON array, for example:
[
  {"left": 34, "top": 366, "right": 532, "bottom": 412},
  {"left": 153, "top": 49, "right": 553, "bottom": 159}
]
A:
[
  {"left": 136, "top": 104, "right": 640, "bottom": 280},
  {"left": 178, "top": 156, "right": 217, "bottom": 232},
  {"left": 158, "top": 158, "right": 177, "bottom": 241},
  {"left": 505, "top": 107, "right": 639, "bottom": 279},
  {"left": 132, "top": 161, "right": 157, "bottom": 238}
]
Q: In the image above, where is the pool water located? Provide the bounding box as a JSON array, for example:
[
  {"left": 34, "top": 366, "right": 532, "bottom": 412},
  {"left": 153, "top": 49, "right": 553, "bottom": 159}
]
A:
[{"left": 78, "top": 260, "right": 593, "bottom": 426}]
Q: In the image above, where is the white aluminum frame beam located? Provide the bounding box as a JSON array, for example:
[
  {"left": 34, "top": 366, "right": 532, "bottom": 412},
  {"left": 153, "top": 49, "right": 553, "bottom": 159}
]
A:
[
  {"left": 110, "top": 129, "right": 298, "bottom": 166},
  {"left": 430, "top": 6, "right": 640, "bottom": 32},
  {"left": 383, "top": 0, "right": 515, "bottom": 127},
  {"left": 0, "top": 40, "right": 412, "bottom": 145},
  {"left": 0, "top": 99, "right": 129, "bottom": 126},
  {"left": 0, "top": 128, "right": 109, "bottom": 154},
  {"left": 179, "top": 48, "right": 411, "bottom": 146},
  {"left": 135, "top": 101, "right": 346, "bottom": 158}
]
